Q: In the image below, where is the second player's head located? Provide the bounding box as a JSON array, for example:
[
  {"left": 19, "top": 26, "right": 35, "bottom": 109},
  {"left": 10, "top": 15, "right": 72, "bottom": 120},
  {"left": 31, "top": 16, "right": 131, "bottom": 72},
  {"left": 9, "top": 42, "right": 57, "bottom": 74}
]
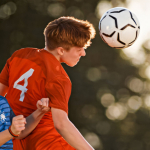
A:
[{"left": 44, "top": 16, "right": 96, "bottom": 51}]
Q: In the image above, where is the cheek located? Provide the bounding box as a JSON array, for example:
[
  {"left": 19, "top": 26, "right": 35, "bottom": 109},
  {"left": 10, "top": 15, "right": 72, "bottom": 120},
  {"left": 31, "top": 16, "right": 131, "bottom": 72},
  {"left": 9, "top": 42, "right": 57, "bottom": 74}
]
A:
[
  {"left": 73, "top": 53, "right": 79, "bottom": 58},
  {"left": 69, "top": 54, "right": 76, "bottom": 59}
]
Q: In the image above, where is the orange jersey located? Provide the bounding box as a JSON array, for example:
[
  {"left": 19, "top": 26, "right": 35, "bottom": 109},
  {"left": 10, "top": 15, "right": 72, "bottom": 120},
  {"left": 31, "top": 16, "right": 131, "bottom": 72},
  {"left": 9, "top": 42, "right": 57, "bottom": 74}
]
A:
[{"left": 0, "top": 48, "right": 75, "bottom": 150}]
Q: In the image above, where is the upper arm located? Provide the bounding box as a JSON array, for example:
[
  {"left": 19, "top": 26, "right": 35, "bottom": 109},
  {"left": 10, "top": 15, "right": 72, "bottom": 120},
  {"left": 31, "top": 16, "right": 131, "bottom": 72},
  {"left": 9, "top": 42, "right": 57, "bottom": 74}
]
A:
[
  {"left": 46, "top": 76, "right": 71, "bottom": 114},
  {"left": 51, "top": 107, "right": 68, "bottom": 130},
  {"left": 0, "top": 83, "right": 8, "bottom": 96}
]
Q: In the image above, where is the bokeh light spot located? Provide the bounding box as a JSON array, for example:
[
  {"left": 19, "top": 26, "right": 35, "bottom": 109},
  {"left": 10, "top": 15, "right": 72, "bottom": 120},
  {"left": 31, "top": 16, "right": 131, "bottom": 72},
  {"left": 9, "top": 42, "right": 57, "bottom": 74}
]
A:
[
  {"left": 47, "top": 3, "right": 66, "bottom": 18},
  {"left": 84, "top": 132, "right": 102, "bottom": 149},
  {"left": 87, "top": 67, "right": 101, "bottom": 82},
  {"left": 143, "top": 94, "right": 150, "bottom": 108},
  {"left": 0, "top": 2, "right": 17, "bottom": 19},
  {"left": 126, "top": 77, "right": 144, "bottom": 93},
  {"left": 95, "top": 1, "right": 112, "bottom": 19},
  {"left": 127, "top": 96, "right": 142, "bottom": 112},
  {"left": 106, "top": 103, "right": 128, "bottom": 120},
  {"left": 67, "top": 6, "right": 84, "bottom": 19},
  {"left": 101, "top": 93, "right": 115, "bottom": 107},
  {"left": 145, "top": 65, "right": 150, "bottom": 79}
]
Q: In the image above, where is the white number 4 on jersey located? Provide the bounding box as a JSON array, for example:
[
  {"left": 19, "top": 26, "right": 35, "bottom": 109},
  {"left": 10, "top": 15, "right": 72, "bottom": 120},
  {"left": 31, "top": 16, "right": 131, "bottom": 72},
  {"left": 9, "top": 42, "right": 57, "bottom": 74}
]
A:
[{"left": 13, "top": 68, "right": 34, "bottom": 102}]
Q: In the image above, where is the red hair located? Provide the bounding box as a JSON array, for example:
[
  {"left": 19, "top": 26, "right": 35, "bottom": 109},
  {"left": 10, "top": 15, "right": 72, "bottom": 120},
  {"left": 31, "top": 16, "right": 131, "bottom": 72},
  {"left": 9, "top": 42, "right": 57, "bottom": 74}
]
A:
[{"left": 44, "top": 16, "right": 96, "bottom": 50}]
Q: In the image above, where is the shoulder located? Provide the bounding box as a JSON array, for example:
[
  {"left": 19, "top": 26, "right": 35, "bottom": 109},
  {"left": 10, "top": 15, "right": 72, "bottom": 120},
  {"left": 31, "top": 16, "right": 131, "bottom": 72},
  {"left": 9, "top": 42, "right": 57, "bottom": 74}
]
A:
[
  {"left": 55, "top": 75, "right": 71, "bottom": 84},
  {"left": 46, "top": 66, "right": 71, "bottom": 85},
  {"left": 10, "top": 47, "right": 38, "bottom": 59},
  {"left": 46, "top": 75, "right": 71, "bottom": 92},
  {"left": 8, "top": 48, "right": 42, "bottom": 67}
]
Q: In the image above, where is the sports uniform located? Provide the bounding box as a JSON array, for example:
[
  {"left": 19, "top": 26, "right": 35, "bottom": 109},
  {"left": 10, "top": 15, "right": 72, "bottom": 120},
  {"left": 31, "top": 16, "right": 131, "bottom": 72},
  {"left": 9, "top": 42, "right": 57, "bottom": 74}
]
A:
[
  {"left": 0, "top": 48, "right": 75, "bottom": 150},
  {"left": 0, "top": 96, "right": 15, "bottom": 150}
]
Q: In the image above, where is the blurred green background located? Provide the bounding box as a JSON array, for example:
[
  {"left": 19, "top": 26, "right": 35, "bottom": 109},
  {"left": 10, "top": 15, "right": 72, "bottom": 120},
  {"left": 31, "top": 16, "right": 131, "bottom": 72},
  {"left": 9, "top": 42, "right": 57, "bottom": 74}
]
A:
[{"left": 0, "top": 0, "right": 150, "bottom": 150}]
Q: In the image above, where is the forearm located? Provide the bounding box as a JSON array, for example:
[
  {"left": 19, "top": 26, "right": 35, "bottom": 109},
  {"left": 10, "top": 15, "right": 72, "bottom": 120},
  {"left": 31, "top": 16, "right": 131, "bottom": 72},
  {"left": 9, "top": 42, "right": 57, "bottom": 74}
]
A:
[
  {"left": 16, "top": 109, "right": 45, "bottom": 139},
  {"left": 56, "top": 119, "right": 94, "bottom": 150},
  {"left": 0, "top": 129, "right": 13, "bottom": 146}
]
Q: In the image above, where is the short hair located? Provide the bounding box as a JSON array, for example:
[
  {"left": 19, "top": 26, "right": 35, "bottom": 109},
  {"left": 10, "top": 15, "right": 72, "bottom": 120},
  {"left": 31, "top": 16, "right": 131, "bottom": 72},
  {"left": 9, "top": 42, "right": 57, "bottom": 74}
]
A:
[{"left": 44, "top": 16, "right": 96, "bottom": 50}]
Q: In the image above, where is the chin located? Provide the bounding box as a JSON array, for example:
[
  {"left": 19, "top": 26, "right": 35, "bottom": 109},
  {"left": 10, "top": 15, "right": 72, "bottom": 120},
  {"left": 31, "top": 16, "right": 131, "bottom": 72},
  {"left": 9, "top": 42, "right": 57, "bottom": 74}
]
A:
[
  {"left": 67, "top": 64, "right": 75, "bottom": 67},
  {"left": 66, "top": 63, "right": 77, "bottom": 67},
  {"left": 65, "top": 60, "right": 79, "bottom": 67}
]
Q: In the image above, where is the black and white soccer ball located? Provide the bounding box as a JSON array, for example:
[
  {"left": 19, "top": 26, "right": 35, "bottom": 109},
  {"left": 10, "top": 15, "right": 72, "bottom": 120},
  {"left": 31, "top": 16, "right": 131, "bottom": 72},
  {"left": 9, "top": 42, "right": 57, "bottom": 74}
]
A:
[{"left": 99, "top": 7, "right": 140, "bottom": 49}]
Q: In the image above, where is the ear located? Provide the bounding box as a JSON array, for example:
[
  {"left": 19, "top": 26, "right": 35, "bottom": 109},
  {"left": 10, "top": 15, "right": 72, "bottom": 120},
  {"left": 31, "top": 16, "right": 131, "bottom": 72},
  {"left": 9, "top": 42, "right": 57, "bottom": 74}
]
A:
[{"left": 57, "top": 47, "right": 64, "bottom": 56}]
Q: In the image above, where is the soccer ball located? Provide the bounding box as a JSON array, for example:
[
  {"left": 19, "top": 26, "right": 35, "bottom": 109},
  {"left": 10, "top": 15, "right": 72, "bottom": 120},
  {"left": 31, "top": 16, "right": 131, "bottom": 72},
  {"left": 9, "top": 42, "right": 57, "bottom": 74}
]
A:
[{"left": 99, "top": 7, "right": 140, "bottom": 49}]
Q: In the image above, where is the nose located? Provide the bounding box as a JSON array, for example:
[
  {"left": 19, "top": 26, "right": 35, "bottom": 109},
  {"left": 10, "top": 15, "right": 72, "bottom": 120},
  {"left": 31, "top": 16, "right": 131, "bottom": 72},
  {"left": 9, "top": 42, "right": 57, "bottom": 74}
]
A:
[{"left": 81, "top": 48, "right": 86, "bottom": 56}]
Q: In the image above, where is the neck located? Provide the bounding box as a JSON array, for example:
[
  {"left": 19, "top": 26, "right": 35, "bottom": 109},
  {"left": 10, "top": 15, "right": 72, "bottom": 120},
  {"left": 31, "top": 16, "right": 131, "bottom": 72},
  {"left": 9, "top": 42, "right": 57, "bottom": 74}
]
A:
[{"left": 44, "top": 47, "right": 61, "bottom": 62}]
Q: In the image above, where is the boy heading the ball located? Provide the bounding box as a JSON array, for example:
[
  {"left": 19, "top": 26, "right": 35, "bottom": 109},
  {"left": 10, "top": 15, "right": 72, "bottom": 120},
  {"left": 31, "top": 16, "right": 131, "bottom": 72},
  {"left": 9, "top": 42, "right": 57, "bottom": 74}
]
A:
[{"left": 0, "top": 16, "right": 96, "bottom": 150}]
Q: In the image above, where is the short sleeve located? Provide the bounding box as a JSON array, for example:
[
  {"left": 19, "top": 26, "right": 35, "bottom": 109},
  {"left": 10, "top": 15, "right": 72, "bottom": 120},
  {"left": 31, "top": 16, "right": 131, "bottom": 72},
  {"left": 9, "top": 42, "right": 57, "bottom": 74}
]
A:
[
  {"left": 10, "top": 108, "right": 16, "bottom": 124},
  {"left": 45, "top": 76, "right": 71, "bottom": 114},
  {"left": 0, "top": 58, "right": 10, "bottom": 86}
]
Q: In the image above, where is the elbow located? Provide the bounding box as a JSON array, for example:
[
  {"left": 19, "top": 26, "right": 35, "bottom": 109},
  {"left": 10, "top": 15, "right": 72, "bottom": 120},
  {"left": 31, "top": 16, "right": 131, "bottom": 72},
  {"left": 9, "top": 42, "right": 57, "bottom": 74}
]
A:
[
  {"left": 51, "top": 108, "right": 69, "bottom": 133},
  {"left": 54, "top": 119, "right": 68, "bottom": 133},
  {"left": 54, "top": 122, "right": 64, "bottom": 133}
]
